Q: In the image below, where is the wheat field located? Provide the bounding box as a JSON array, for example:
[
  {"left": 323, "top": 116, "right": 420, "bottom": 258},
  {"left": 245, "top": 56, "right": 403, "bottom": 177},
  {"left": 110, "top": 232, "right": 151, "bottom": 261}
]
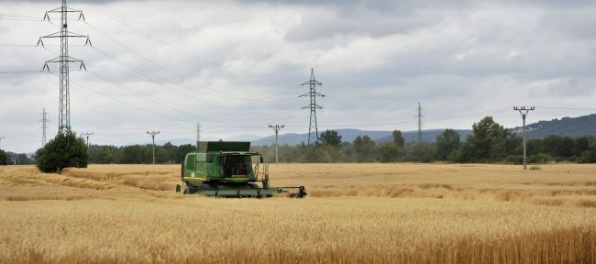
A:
[{"left": 1, "top": 163, "right": 595, "bottom": 263}]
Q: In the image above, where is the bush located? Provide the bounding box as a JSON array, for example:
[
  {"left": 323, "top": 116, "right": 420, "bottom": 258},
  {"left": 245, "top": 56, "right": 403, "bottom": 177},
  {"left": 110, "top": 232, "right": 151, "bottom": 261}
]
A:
[
  {"left": 0, "top": 149, "right": 7, "bottom": 165},
  {"left": 577, "top": 149, "right": 596, "bottom": 163},
  {"left": 505, "top": 155, "right": 523, "bottom": 165},
  {"left": 36, "top": 132, "right": 88, "bottom": 173},
  {"left": 528, "top": 153, "right": 553, "bottom": 164}
]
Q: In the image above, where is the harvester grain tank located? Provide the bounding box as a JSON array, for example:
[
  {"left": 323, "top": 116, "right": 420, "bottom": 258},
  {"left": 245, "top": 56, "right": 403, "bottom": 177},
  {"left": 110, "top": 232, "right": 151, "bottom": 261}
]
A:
[{"left": 176, "top": 141, "right": 306, "bottom": 198}]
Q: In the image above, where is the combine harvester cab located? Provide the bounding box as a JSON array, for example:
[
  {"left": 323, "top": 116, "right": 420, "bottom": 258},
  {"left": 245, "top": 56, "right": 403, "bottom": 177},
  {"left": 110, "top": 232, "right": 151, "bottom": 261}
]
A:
[{"left": 176, "top": 141, "right": 306, "bottom": 198}]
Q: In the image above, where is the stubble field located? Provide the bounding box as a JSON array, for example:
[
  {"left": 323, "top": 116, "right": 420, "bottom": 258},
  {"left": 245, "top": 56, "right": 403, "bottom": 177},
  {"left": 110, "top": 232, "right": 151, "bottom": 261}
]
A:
[{"left": 1, "top": 163, "right": 595, "bottom": 263}]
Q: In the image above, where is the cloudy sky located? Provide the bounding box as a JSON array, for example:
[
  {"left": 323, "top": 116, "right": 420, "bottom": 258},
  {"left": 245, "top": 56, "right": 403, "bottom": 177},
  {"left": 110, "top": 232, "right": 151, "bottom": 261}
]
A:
[{"left": 1, "top": 0, "right": 596, "bottom": 153}]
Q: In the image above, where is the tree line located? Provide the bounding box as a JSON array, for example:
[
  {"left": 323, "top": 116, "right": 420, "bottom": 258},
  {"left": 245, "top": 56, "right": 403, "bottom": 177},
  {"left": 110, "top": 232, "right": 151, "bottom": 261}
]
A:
[
  {"left": 79, "top": 116, "right": 596, "bottom": 165},
  {"left": 254, "top": 116, "right": 596, "bottom": 164},
  {"left": 10, "top": 115, "right": 596, "bottom": 170}
]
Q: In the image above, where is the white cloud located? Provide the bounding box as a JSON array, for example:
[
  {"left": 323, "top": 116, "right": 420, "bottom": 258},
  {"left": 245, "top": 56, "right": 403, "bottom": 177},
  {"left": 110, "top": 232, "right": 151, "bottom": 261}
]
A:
[{"left": 1, "top": 0, "right": 596, "bottom": 153}]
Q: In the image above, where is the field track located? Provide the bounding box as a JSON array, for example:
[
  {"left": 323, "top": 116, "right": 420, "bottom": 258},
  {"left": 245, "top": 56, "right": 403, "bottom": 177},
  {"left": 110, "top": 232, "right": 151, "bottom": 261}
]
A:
[{"left": 1, "top": 163, "right": 595, "bottom": 263}]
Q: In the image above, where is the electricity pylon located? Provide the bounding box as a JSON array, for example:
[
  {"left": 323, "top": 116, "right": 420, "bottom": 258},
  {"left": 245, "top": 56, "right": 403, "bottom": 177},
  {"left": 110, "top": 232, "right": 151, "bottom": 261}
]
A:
[
  {"left": 299, "top": 68, "right": 324, "bottom": 146},
  {"left": 416, "top": 102, "right": 424, "bottom": 143},
  {"left": 40, "top": 108, "right": 49, "bottom": 147},
  {"left": 38, "top": 0, "right": 91, "bottom": 134}
]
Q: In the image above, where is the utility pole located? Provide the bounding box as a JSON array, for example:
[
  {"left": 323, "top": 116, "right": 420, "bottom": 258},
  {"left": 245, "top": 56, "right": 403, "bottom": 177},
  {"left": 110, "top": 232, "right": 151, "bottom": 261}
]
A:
[
  {"left": 81, "top": 132, "right": 93, "bottom": 152},
  {"left": 147, "top": 131, "right": 160, "bottom": 164},
  {"left": 269, "top": 124, "right": 285, "bottom": 165},
  {"left": 0, "top": 136, "right": 4, "bottom": 148},
  {"left": 514, "top": 106, "right": 535, "bottom": 170},
  {"left": 196, "top": 122, "right": 200, "bottom": 150},
  {"left": 40, "top": 108, "right": 49, "bottom": 147},
  {"left": 299, "top": 68, "right": 324, "bottom": 146},
  {"left": 416, "top": 102, "right": 424, "bottom": 143},
  {"left": 38, "top": 0, "right": 91, "bottom": 134}
]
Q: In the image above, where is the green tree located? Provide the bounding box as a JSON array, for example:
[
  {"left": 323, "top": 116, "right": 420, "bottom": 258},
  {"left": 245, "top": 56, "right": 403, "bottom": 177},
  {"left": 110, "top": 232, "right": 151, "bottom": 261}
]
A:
[
  {"left": 353, "top": 135, "right": 376, "bottom": 162},
  {"left": 392, "top": 130, "right": 405, "bottom": 148},
  {"left": 543, "top": 135, "right": 575, "bottom": 159},
  {"left": 574, "top": 136, "right": 590, "bottom": 156},
  {"left": 175, "top": 144, "right": 197, "bottom": 163},
  {"left": 435, "top": 129, "right": 460, "bottom": 160},
  {"left": 410, "top": 142, "right": 435, "bottom": 163},
  {"left": 35, "top": 132, "right": 88, "bottom": 173},
  {"left": 319, "top": 130, "right": 342, "bottom": 148},
  {"left": 377, "top": 142, "right": 399, "bottom": 163},
  {"left": 120, "top": 145, "right": 150, "bottom": 164},
  {"left": 468, "top": 116, "right": 507, "bottom": 162},
  {"left": 0, "top": 149, "right": 7, "bottom": 165}
]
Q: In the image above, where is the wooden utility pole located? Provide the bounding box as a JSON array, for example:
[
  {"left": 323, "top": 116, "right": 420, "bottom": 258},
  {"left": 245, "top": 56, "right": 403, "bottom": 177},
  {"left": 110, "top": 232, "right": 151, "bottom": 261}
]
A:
[
  {"left": 269, "top": 124, "right": 284, "bottom": 165},
  {"left": 514, "top": 106, "right": 535, "bottom": 170},
  {"left": 147, "top": 131, "right": 160, "bottom": 164}
]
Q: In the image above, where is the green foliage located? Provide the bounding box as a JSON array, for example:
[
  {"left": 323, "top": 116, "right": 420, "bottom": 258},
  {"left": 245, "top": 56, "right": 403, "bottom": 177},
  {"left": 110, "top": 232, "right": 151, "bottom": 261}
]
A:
[
  {"left": 353, "top": 135, "right": 376, "bottom": 162},
  {"left": 319, "top": 130, "right": 342, "bottom": 148},
  {"left": 435, "top": 129, "right": 460, "bottom": 160},
  {"left": 0, "top": 149, "right": 7, "bottom": 165},
  {"left": 457, "top": 116, "right": 508, "bottom": 162},
  {"left": 574, "top": 137, "right": 590, "bottom": 155},
  {"left": 36, "top": 132, "right": 88, "bottom": 173},
  {"left": 577, "top": 149, "right": 596, "bottom": 163},
  {"left": 410, "top": 143, "right": 435, "bottom": 163},
  {"left": 392, "top": 130, "right": 405, "bottom": 148},
  {"left": 529, "top": 153, "right": 553, "bottom": 164},
  {"left": 377, "top": 142, "right": 399, "bottom": 163},
  {"left": 76, "top": 125, "right": 596, "bottom": 165}
]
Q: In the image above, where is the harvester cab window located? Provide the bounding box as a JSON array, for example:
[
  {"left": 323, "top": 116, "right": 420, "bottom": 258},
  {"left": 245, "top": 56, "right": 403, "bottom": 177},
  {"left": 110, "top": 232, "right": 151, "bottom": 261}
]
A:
[{"left": 223, "top": 155, "right": 251, "bottom": 177}]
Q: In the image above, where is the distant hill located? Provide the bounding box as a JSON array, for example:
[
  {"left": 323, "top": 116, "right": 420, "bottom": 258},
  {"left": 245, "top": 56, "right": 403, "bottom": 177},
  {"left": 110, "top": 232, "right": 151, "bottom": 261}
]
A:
[
  {"left": 521, "top": 114, "right": 596, "bottom": 139},
  {"left": 251, "top": 129, "right": 393, "bottom": 146},
  {"left": 251, "top": 128, "right": 473, "bottom": 146},
  {"left": 251, "top": 114, "right": 596, "bottom": 146}
]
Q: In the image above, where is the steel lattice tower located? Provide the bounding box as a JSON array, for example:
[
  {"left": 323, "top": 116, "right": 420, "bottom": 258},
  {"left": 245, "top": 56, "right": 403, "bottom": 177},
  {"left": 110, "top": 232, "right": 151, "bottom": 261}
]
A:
[
  {"left": 416, "top": 102, "right": 424, "bottom": 143},
  {"left": 40, "top": 108, "right": 49, "bottom": 147},
  {"left": 299, "top": 68, "right": 325, "bottom": 146},
  {"left": 38, "top": 0, "right": 91, "bottom": 134}
]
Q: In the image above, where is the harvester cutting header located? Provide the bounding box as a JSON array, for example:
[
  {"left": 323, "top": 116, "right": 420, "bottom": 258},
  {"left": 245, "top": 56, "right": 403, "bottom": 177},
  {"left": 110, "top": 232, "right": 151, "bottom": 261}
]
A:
[{"left": 176, "top": 141, "right": 306, "bottom": 198}]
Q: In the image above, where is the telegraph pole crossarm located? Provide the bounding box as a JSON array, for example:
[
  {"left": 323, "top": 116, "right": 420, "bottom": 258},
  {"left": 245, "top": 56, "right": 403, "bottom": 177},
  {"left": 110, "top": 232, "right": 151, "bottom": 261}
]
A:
[{"left": 514, "top": 106, "right": 536, "bottom": 170}]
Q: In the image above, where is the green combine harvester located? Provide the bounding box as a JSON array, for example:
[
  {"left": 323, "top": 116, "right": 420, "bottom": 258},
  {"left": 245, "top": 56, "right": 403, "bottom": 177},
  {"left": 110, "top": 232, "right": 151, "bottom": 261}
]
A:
[{"left": 176, "top": 141, "right": 306, "bottom": 198}]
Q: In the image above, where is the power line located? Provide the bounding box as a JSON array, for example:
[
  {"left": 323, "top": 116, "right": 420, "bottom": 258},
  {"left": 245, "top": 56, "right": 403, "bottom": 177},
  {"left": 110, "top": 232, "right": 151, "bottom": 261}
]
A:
[
  {"left": 0, "top": 71, "right": 41, "bottom": 74},
  {"left": 0, "top": 14, "right": 41, "bottom": 21},
  {"left": 535, "top": 106, "right": 596, "bottom": 111},
  {"left": 300, "top": 68, "right": 324, "bottom": 146},
  {"left": 0, "top": 44, "right": 37, "bottom": 47}
]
